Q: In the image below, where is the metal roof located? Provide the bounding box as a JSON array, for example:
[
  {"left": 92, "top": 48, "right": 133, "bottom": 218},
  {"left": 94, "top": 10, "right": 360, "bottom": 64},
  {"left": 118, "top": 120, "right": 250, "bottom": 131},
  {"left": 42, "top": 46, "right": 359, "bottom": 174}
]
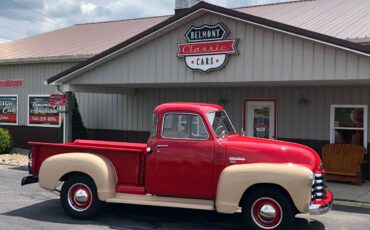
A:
[
  {"left": 237, "top": 0, "right": 370, "bottom": 43},
  {"left": 47, "top": 1, "right": 370, "bottom": 85},
  {"left": 0, "top": 16, "right": 169, "bottom": 62},
  {"left": 1, "top": 0, "right": 370, "bottom": 62}
]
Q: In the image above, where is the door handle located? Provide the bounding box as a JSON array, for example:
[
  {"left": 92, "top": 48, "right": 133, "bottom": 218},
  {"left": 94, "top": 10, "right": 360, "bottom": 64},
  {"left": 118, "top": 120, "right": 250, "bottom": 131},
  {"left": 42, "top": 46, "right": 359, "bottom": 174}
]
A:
[{"left": 157, "top": 145, "right": 169, "bottom": 148}]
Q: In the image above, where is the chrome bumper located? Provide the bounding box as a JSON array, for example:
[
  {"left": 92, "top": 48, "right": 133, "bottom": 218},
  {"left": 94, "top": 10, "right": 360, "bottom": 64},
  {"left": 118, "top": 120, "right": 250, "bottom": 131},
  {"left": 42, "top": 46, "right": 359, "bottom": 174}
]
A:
[{"left": 309, "top": 190, "right": 333, "bottom": 215}]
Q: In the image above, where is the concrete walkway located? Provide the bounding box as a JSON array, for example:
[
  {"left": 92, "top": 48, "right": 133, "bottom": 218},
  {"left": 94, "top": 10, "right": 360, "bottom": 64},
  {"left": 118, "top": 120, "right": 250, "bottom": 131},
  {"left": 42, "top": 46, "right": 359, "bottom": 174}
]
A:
[{"left": 328, "top": 181, "right": 370, "bottom": 203}]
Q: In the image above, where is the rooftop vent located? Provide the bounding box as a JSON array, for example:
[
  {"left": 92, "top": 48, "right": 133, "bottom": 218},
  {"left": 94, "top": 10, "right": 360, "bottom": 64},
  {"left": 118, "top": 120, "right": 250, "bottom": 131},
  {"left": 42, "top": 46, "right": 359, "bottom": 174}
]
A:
[{"left": 175, "top": 0, "right": 201, "bottom": 14}]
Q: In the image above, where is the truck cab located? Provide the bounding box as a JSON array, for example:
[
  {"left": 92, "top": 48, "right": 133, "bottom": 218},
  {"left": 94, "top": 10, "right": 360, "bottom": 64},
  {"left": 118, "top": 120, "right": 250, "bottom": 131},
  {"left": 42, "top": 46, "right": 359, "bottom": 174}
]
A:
[{"left": 22, "top": 102, "right": 333, "bottom": 230}]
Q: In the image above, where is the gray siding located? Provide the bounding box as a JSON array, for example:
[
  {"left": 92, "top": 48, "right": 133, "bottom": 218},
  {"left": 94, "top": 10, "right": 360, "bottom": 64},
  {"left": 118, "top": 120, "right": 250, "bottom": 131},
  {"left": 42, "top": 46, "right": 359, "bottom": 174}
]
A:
[
  {"left": 0, "top": 62, "right": 77, "bottom": 125},
  {"left": 76, "top": 85, "right": 370, "bottom": 142},
  {"left": 69, "top": 13, "right": 370, "bottom": 85}
]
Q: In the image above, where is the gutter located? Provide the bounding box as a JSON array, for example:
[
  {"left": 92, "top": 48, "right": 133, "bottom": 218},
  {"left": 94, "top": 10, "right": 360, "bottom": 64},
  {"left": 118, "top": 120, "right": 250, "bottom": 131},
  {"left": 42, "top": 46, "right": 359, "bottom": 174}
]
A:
[{"left": 0, "top": 55, "right": 93, "bottom": 65}]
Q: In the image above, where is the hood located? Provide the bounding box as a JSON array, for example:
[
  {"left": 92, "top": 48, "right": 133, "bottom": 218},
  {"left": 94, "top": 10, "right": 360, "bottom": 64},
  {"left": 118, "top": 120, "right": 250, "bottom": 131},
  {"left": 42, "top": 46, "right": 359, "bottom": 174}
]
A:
[{"left": 224, "top": 134, "right": 323, "bottom": 172}]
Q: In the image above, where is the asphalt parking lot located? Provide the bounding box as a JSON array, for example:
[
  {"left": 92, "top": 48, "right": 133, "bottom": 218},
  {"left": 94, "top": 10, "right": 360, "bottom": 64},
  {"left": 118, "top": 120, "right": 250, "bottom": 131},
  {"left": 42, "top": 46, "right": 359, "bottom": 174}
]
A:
[{"left": 1, "top": 164, "right": 370, "bottom": 230}]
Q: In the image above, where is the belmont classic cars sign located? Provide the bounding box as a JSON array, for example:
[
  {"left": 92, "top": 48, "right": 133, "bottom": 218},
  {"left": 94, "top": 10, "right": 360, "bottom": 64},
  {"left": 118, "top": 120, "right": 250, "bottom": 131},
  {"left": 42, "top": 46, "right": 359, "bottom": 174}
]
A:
[
  {"left": 177, "top": 23, "right": 238, "bottom": 72},
  {"left": 0, "top": 95, "right": 18, "bottom": 125}
]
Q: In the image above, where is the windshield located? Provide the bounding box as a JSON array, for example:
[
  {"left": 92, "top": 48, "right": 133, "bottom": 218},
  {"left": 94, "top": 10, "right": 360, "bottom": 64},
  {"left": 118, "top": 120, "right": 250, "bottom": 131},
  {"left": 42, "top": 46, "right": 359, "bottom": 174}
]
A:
[{"left": 207, "top": 111, "right": 236, "bottom": 137}]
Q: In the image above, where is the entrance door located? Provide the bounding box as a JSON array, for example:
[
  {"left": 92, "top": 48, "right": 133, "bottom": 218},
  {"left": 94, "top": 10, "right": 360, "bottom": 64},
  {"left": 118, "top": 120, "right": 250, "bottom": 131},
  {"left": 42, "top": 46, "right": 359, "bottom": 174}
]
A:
[{"left": 244, "top": 99, "right": 276, "bottom": 139}]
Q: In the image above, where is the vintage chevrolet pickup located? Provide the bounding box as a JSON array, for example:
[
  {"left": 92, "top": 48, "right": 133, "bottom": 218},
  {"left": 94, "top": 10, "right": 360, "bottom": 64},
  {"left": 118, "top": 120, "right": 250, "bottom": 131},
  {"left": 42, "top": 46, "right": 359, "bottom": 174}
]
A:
[{"left": 22, "top": 102, "right": 333, "bottom": 230}]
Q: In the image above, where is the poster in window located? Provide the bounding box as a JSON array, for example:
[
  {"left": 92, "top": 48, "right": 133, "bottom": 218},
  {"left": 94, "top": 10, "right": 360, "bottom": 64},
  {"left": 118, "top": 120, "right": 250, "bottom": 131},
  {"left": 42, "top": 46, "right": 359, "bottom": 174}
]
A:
[
  {"left": 0, "top": 95, "right": 18, "bottom": 125},
  {"left": 28, "top": 95, "right": 60, "bottom": 127},
  {"left": 253, "top": 106, "right": 270, "bottom": 138}
]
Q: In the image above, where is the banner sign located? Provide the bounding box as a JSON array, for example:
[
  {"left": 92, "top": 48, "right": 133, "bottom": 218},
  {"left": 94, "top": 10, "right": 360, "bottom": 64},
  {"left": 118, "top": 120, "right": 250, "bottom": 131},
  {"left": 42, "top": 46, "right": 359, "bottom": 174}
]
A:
[
  {"left": 0, "top": 80, "right": 23, "bottom": 88},
  {"left": 177, "top": 23, "right": 238, "bottom": 72},
  {"left": 50, "top": 94, "right": 67, "bottom": 106},
  {"left": 0, "top": 95, "right": 18, "bottom": 125},
  {"left": 28, "top": 95, "right": 60, "bottom": 127}
]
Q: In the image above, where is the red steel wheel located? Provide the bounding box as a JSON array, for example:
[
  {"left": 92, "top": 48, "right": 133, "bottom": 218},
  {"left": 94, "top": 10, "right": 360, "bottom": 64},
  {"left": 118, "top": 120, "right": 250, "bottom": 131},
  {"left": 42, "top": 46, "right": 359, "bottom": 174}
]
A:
[
  {"left": 241, "top": 187, "right": 295, "bottom": 230},
  {"left": 61, "top": 174, "right": 102, "bottom": 219},
  {"left": 251, "top": 198, "right": 283, "bottom": 229},
  {"left": 67, "top": 183, "right": 93, "bottom": 212}
]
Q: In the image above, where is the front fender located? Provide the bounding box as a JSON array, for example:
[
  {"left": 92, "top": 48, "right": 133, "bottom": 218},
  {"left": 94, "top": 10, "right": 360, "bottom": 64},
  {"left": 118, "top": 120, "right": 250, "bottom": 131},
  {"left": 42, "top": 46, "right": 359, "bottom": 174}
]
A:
[
  {"left": 39, "top": 152, "right": 118, "bottom": 201},
  {"left": 216, "top": 163, "right": 313, "bottom": 214}
]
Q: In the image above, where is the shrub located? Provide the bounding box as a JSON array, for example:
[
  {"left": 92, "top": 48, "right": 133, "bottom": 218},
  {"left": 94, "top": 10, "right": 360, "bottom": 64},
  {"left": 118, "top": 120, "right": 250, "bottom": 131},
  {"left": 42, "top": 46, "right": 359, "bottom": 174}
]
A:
[
  {"left": 71, "top": 94, "right": 87, "bottom": 141},
  {"left": 59, "top": 94, "right": 87, "bottom": 141},
  {"left": 0, "top": 128, "right": 13, "bottom": 154}
]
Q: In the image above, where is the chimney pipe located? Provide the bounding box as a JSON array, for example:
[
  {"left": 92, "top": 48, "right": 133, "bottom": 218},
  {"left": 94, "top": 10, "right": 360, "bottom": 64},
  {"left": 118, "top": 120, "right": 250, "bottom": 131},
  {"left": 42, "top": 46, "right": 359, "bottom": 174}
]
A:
[{"left": 175, "top": 0, "right": 201, "bottom": 14}]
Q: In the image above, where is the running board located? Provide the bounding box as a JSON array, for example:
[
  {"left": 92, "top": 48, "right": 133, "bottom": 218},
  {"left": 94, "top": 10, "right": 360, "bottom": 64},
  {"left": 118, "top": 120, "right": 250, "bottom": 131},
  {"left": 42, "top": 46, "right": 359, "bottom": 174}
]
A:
[{"left": 106, "top": 193, "right": 215, "bottom": 211}]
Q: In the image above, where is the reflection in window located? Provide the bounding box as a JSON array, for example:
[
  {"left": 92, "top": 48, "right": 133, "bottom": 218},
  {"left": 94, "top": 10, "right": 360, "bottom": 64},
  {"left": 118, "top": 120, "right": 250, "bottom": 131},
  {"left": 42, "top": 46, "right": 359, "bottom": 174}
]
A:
[
  {"left": 150, "top": 113, "right": 158, "bottom": 137},
  {"left": 162, "top": 113, "right": 208, "bottom": 139},
  {"left": 334, "top": 108, "right": 363, "bottom": 128},
  {"left": 331, "top": 105, "right": 367, "bottom": 148},
  {"left": 207, "top": 111, "right": 236, "bottom": 137}
]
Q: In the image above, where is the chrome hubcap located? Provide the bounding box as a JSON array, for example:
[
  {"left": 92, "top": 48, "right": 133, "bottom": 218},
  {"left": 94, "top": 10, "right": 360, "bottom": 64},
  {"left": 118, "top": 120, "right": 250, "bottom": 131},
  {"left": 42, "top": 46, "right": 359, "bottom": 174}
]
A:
[
  {"left": 258, "top": 204, "right": 277, "bottom": 222},
  {"left": 251, "top": 197, "right": 283, "bottom": 229},
  {"left": 67, "top": 183, "right": 92, "bottom": 212},
  {"left": 74, "top": 189, "right": 88, "bottom": 205}
]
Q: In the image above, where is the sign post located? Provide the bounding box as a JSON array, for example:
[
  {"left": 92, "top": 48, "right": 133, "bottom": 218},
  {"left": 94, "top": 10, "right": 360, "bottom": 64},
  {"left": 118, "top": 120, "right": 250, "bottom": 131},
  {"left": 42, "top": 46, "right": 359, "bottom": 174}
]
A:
[{"left": 63, "top": 92, "right": 73, "bottom": 143}]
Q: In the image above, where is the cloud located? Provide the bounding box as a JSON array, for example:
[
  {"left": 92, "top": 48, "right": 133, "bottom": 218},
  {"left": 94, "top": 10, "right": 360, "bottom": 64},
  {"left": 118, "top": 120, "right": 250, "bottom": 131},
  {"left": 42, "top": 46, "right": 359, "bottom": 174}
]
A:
[{"left": 0, "top": 0, "right": 291, "bottom": 42}]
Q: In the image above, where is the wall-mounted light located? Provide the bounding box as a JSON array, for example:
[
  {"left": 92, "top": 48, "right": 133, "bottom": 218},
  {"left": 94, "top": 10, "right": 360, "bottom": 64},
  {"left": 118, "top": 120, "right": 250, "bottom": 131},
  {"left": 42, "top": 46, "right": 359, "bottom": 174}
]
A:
[
  {"left": 218, "top": 98, "right": 228, "bottom": 107},
  {"left": 298, "top": 95, "right": 309, "bottom": 106}
]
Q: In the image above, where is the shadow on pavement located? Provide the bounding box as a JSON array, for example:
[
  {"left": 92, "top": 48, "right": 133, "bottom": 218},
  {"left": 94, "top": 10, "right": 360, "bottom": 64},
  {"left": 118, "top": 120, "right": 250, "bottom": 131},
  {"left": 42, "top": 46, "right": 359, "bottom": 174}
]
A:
[
  {"left": 333, "top": 204, "right": 370, "bottom": 215},
  {"left": 7, "top": 166, "right": 28, "bottom": 171},
  {"left": 3, "top": 199, "right": 326, "bottom": 230}
]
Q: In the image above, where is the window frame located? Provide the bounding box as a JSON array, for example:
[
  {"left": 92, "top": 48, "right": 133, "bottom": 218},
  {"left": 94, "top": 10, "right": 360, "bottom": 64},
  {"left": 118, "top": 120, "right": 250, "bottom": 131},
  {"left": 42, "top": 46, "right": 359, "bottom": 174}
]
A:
[
  {"left": 207, "top": 110, "right": 237, "bottom": 138},
  {"left": 161, "top": 112, "right": 209, "bottom": 141},
  {"left": 150, "top": 113, "right": 158, "bottom": 137},
  {"left": 330, "top": 104, "right": 368, "bottom": 149}
]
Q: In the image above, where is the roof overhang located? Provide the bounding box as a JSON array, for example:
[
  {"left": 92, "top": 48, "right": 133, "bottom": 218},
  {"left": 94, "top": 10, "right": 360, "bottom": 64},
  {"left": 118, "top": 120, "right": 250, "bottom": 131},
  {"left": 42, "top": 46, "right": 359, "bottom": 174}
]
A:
[
  {"left": 0, "top": 54, "right": 92, "bottom": 65},
  {"left": 47, "top": 1, "right": 370, "bottom": 86}
]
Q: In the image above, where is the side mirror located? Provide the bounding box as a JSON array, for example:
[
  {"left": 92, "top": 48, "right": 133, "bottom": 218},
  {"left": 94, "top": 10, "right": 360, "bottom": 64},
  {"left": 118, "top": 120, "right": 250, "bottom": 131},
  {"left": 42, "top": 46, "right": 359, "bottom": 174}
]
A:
[
  {"left": 221, "top": 130, "right": 227, "bottom": 139},
  {"left": 240, "top": 128, "right": 246, "bottom": 136}
]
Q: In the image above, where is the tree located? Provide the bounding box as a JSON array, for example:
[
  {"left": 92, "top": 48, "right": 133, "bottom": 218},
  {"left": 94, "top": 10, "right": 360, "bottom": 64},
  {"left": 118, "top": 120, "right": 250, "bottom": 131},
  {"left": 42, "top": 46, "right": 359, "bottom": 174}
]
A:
[
  {"left": 71, "top": 94, "right": 87, "bottom": 141},
  {"left": 60, "top": 94, "right": 87, "bottom": 142}
]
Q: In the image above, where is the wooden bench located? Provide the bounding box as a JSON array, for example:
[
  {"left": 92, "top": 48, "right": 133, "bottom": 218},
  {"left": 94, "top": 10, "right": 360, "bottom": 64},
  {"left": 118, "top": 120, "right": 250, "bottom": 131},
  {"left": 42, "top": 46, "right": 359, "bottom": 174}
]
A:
[{"left": 322, "top": 144, "right": 367, "bottom": 185}]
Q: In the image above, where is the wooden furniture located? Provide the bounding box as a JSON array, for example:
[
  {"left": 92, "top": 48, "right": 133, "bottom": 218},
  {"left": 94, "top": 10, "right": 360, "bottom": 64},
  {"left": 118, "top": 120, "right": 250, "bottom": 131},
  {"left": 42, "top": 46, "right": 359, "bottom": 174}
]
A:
[{"left": 322, "top": 144, "right": 367, "bottom": 185}]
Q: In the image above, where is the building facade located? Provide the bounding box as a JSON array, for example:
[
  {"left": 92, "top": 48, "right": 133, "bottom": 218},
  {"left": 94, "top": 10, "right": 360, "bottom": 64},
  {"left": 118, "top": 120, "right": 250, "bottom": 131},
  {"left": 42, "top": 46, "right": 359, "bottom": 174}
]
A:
[{"left": 1, "top": 1, "right": 370, "bottom": 178}]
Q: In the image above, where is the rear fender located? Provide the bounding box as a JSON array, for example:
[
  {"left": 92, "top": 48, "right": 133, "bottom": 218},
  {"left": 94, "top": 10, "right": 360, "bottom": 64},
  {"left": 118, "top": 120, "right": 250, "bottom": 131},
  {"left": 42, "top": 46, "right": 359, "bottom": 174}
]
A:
[
  {"left": 39, "top": 152, "right": 118, "bottom": 201},
  {"left": 216, "top": 163, "right": 313, "bottom": 214}
]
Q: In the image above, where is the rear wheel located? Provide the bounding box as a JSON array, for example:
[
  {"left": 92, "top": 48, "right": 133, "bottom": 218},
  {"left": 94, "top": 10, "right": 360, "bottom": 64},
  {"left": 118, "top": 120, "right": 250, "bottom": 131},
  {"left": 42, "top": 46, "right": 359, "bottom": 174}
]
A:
[
  {"left": 60, "top": 174, "right": 102, "bottom": 219},
  {"left": 241, "top": 188, "right": 295, "bottom": 230}
]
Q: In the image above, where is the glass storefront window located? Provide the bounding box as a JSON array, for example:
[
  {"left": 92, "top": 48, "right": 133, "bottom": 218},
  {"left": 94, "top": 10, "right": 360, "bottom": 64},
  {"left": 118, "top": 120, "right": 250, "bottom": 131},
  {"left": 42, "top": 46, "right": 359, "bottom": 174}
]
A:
[{"left": 330, "top": 105, "right": 368, "bottom": 149}]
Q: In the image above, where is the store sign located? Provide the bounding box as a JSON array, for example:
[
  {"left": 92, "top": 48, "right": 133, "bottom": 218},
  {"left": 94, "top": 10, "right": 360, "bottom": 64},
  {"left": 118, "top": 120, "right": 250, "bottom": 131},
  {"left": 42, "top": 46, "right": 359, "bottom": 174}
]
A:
[
  {"left": 0, "top": 96, "right": 18, "bottom": 125},
  {"left": 177, "top": 23, "right": 238, "bottom": 72},
  {"left": 0, "top": 80, "right": 23, "bottom": 88},
  {"left": 50, "top": 94, "right": 66, "bottom": 106},
  {"left": 28, "top": 95, "right": 60, "bottom": 127}
]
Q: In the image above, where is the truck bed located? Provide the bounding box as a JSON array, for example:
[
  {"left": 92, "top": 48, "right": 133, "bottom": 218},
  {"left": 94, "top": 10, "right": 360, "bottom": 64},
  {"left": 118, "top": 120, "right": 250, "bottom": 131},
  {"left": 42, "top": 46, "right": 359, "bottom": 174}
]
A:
[{"left": 30, "top": 140, "right": 147, "bottom": 191}]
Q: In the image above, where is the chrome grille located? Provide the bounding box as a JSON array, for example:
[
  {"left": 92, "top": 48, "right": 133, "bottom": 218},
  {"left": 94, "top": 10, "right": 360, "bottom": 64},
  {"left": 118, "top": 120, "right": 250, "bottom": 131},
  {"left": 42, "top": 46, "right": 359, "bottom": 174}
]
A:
[{"left": 312, "top": 173, "right": 326, "bottom": 201}]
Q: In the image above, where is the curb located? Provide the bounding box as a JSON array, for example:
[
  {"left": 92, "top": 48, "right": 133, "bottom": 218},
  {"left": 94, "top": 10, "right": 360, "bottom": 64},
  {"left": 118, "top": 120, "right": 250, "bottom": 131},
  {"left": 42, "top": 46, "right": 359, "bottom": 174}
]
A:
[{"left": 334, "top": 200, "right": 370, "bottom": 209}]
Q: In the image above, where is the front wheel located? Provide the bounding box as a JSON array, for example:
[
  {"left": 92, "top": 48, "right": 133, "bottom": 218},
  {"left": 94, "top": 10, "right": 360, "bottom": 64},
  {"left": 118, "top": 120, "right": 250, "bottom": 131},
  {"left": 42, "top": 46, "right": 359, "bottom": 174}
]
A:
[
  {"left": 60, "top": 174, "right": 102, "bottom": 219},
  {"left": 241, "top": 188, "right": 295, "bottom": 230}
]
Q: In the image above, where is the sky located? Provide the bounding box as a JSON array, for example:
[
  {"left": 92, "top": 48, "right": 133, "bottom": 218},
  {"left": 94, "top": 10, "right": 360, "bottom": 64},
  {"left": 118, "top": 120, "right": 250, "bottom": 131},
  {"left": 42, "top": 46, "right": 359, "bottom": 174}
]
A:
[{"left": 0, "top": 0, "right": 292, "bottom": 43}]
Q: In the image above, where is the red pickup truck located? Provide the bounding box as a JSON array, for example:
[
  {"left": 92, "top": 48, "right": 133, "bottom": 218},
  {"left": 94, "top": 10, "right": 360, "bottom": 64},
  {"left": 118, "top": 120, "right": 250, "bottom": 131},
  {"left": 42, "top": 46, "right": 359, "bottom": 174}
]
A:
[{"left": 22, "top": 102, "right": 332, "bottom": 230}]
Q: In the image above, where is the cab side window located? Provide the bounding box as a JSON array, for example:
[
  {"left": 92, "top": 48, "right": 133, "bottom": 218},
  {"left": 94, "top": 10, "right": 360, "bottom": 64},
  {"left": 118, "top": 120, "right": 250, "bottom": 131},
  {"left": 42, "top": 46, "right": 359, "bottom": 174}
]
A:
[{"left": 162, "top": 113, "right": 208, "bottom": 139}]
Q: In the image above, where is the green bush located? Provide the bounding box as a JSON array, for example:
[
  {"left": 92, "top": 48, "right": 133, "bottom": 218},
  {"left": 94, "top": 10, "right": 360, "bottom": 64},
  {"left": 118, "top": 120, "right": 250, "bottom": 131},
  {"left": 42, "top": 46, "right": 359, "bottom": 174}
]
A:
[
  {"left": 0, "top": 128, "right": 13, "bottom": 154},
  {"left": 71, "top": 94, "right": 87, "bottom": 141}
]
